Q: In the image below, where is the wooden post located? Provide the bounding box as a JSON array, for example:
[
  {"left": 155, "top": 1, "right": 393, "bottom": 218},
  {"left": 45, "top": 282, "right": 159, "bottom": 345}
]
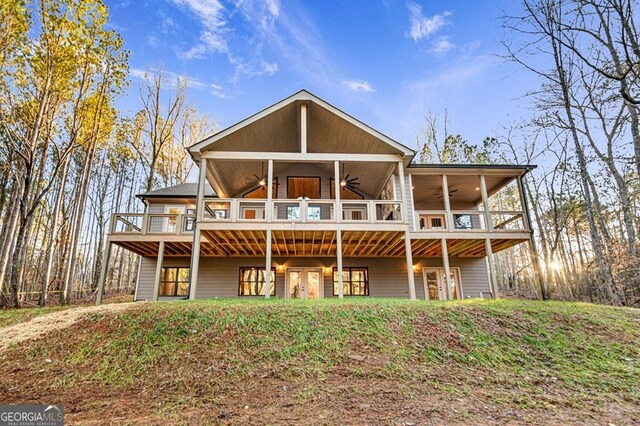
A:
[
  {"left": 153, "top": 241, "right": 165, "bottom": 301},
  {"left": 301, "top": 104, "right": 308, "bottom": 153},
  {"left": 516, "top": 176, "right": 530, "bottom": 231},
  {"left": 334, "top": 160, "right": 341, "bottom": 222},
  {"left": 265, "top": 230, "right": 272, "bottom": 298},
  {"left": 397, "top": 161, "right": 407, "bottom": 223},
  {"left": 485, "top": 238, "right": 499, "bottom": 298},
  {"left": 480, "top": 175, "right": 493, "bottom": 231},
  {"left": 336, "top": 229, "right": 344, "bottom": 298},
  {"left": 442, "top": 175, "right": 454, "bottom": 231},
  {"left": 188, "top": 230, "right": 201, "bottom": 300},
  {"left": 189, "top": 159, "right": 208, "bottom": 300},
  {"left": 441, "top": 238, "right": 453, "bottom": 299},
  {"left": 196, "top": 158, "right": 207, "bottom": 222},
  {"left": 404, "top": 232, "right": 416, "bottom": 300},
  {"left": 267, "top": 159, "right": 274, "bottom": 222},
  {"left": 408, "top": 174, "right": 417, "bottom": 231},
  {"left": 95, "top": 241, "right": 112, "bottom": 305}
]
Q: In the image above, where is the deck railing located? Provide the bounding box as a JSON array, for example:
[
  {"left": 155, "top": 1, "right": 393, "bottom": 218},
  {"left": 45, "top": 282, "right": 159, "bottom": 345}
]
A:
[
  {"left": 415, "top": 209, "right": 528, "bottom": 232},
  {"left": 200, "top": 199, "right": 404, "bottom": 224},
  {"left": 110, "top": 213, "right": 195, "bottom": 235}
]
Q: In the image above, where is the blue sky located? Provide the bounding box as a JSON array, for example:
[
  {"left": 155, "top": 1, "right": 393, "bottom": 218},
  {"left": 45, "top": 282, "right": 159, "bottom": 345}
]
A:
[{"left": 107, "top": 0, "right": 537, "bottom": 150}]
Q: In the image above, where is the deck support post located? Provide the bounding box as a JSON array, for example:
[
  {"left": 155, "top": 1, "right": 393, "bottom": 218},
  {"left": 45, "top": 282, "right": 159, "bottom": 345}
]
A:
[
  {"left": 480, "top": 175, "right": 493, "bottom": 231},
  {"left": 442, "top": 175, "right": 454, "bottom": 231},
  {"left": 96, "top": 240, "right": 112, "bottom": 305},
  {"left": 336, "top": 229, "right": 344, "bottom": 299},
  {"left": 334, "top": 160, "right": 341, "bottom": 222},
  {"left": 404, "top": 232, "right": 416, "bottom": 300},
  {"left": 267, "top": 159, "right": 273, "bottom": 221},
  {"left": 441, "top": 238, "right": 453, "bottom": 299},
  {"left": 485, "top": 238, "right": 499, "bottom": 298},
  {"left": 397, "top": 161, "right": 407, "bottom": 222},
  {"left": 153, "top": 241, "right": 165, "bottom": 301},
  {"left": 265, "top": 230, "right": 272, "bottom": 298},
  {"left": 189, "top": 159, "right": 208, "bottom": 300},
  {"left": 188, "top": 230, "right": 202, "bottom": 300}
]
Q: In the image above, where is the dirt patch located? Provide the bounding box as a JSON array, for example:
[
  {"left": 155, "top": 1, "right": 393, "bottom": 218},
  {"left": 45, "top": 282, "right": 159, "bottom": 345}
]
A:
[{"left": 0, "top": 302, "right": 139, "bottom": 352}]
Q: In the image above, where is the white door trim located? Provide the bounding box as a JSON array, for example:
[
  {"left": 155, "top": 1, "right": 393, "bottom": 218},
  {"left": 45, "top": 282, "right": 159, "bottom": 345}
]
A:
[
  {"left": 285, "top": 268, "right": 324, "bottom": 299},
  {"left": 422, "top": 267, "right": 463, "bottom": 300}
]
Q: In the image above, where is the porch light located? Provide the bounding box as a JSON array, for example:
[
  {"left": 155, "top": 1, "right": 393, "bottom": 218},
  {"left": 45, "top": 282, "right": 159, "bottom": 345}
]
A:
[
  {"left": 277, "top": 264, "right": 284, "bottom": 272},
  {"left": 412, "top": 264, "right": 419, "bottom": 272},
  {"left": 324, "top": 267, "right": 332, "bottom": 274}
]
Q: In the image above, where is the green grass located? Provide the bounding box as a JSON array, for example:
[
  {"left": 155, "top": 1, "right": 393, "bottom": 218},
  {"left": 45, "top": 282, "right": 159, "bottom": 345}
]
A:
[{"left": 2, "top": 298, "right": 639, "bottom": 423}]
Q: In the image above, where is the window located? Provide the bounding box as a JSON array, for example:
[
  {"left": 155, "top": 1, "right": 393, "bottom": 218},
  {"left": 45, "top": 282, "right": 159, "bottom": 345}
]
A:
[
  {"left": 307, "top": 205, "right": 321, "bottom": 220},
  {"left": 160, "top": 267, "right": 190, "bottom": 297},
  {"left": 239, "top": 267, "right": 276, "bottom": 296},
  {"left": 333, "top": 267, "right": 369, "bottom": 296}
]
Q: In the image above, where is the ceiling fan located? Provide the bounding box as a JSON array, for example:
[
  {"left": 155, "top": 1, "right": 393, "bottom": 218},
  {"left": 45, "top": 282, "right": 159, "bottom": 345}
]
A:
[
  {"left": 436, "top": 188, "right": 459, "bottom": 198},
  {"left": 332, "top": 163, "right": 361, "bottom": 191},
  {"left": 244, "top": 162, "right": 278, "bottom": 187}
]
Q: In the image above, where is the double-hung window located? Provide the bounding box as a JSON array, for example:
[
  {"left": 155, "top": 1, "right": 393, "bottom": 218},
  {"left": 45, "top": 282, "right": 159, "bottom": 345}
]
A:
[{"left": 333, "top": 267, "right": 369, "bottom": 296}]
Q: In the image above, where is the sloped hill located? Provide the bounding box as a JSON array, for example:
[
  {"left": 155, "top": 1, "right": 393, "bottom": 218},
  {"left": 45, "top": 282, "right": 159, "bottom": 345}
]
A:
[{"left": 1, "top": 299, "right": 638, "bottom": 425}]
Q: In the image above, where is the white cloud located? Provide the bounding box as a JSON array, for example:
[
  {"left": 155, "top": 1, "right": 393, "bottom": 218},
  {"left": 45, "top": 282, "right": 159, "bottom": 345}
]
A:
[
  {"left": 406, "top": 2, "right": 451, "bottom": 41},
  {"left": 130, "top": 67, "right": 226, "bottom": 98},
  {"left": 429, "top": 36, "right": 454, "bottom": 54},
  {"left": 170, "top": 0, "right": 228, "bottom": 58},
  {"left": 342, "top": 80, "right": 375, "bottom": 93}
]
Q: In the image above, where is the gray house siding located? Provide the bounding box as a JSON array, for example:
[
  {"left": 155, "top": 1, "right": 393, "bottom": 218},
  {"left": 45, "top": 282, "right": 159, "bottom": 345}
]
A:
[{"left": 134, "top": 256, "right": 490, "bottom": 301}]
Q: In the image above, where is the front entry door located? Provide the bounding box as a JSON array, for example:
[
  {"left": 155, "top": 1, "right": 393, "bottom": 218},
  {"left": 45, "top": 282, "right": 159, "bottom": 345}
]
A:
[{"left": 287, "top": 268, "right": 323, "bottom": 299}]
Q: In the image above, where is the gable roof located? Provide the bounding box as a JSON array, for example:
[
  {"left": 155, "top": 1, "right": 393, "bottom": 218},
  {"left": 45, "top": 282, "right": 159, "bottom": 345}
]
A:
[
  {"left": 136, "top": 183, "right": 216, "bottom": 200},
  {"left": 188, "top": 89, "right": 416, "bottom": 158}
]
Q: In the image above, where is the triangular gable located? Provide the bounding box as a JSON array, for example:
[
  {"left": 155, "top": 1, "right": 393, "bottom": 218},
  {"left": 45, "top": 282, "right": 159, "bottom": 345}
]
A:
[{"left": 189, "top": 90, "right": 415, "bottom": 157}]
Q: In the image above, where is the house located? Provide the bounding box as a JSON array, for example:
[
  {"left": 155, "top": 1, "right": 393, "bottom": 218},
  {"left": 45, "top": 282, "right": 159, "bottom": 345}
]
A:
[{"left": 96, "top": 90, "right": 537, "bottom": 303}]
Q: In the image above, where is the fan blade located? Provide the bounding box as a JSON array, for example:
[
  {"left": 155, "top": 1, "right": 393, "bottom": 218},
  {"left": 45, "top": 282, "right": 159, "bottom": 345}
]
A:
[
  {"left": 348, "top": 182, "right": 361, "bottom": 186},
  {"left": 254, "top": 174, "right": 261, "bottom": 180},
  {"left": 344, "top": 174, "right": 350, "bottom": 181},
  {"left": 449, "top": 189, "right": 459, "bottom": 194}
]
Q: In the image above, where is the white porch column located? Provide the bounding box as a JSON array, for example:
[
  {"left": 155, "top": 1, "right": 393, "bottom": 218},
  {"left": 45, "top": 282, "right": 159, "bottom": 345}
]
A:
[
  {"left": 397, "top": 161, "right": 407, "bottom": 222},
  {"left": 189, "top": 158, "right": 208, "bottom": 300},
  {"left": 95, "top": 241, "right": 112, "bottom": 305},
  {"left": 479, "top": 175, "right": 493, "bottom": 231},
  {"left": 441, "top": 238, "right": 453, "bottom": 299},
  {"left": 334, "top": 160, "right": 341, "bottom": 222},
  {"left": 442, "top": 175, "right": 454, "bottom": 231},
  {"left": 336, "top": 229, "right": 344, "bottom": 299},
  {"left": 153, "top": 241, "right": 165, "bottom": 301},
  {"left": 266, "top": 159, "right": 274, "bottom": 221},
  {"left": 485, "top": 238, "right": 499, "bottom": 298},
  {"left": 516, "top": 176, "right": 530, "bottom": 231},
  {"left": 301, "top": 104, "right": 308, "bottom": 153},
  {"left": 265, "top": 230, "right": 272, "bottom": 298},
  {"left": 404, "top": 232, "right": 416, "bottom": 300}
]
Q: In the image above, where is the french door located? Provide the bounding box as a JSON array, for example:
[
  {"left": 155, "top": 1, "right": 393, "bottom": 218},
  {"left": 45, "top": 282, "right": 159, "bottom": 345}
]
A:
[
  {"left": 286, "top": 268, "right": 323, "bottom": 299},
  {"left": 422, "top": 268, "right": 462, "bottom": 301}
]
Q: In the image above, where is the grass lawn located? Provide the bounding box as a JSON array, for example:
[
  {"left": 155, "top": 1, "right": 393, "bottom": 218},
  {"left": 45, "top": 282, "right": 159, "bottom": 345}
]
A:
[{"left": 1, "top": 298, "right": 639, "bottom": 424}]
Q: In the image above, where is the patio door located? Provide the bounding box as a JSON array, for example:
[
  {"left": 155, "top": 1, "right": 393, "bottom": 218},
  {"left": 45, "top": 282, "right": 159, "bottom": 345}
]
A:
[
  {"left": 287, "top": 268, "right": 323, "bottom": 299},
  {"left": 422, "top": 268, "right": 462, "bottom": 300}
]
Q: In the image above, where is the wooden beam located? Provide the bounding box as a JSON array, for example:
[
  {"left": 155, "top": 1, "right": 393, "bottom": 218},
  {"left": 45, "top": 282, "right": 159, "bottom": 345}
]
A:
[
  {"left": 404, "top": 232, "right": 416, "bottom": 300},
  {"left": 188, "top": 230, "right": 202, "bottom": 300},
  {"left": 336, "top": 229, "right": 343, "bottom": 299},
  {"left": 441, "top": 238, "right": 453, "bottom": 300},
  {"left": 265, "top": 230, "right": 272, "bottom": 298},
  {"left": 202, "top": 151, "right": 402, "bottom": 162},
  {"left": 153, "top": 241, "right": 165, "bottom": 301},
  {"left": 485, "top": 238, "right": 499, "bottom": 298}
]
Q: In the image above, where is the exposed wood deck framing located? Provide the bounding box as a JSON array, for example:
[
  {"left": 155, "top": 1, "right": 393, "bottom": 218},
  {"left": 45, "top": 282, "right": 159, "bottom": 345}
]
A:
[{"left": 111, "top": 232, "right": 528, "bottom": 258}]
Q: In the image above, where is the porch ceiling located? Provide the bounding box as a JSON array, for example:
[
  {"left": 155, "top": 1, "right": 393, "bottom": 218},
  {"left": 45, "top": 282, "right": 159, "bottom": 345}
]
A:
[{"left": 208, "top": 160, "right": 395, "bottom": 199}]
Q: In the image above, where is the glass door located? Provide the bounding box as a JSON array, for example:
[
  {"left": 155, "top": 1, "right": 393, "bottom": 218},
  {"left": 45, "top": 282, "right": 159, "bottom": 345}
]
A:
[
  {"left": 287, "top": 268, "right": 323, "bottom": 299},
  {"left": 422, "top": 268, "right": 461, "bottom": 300}
]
